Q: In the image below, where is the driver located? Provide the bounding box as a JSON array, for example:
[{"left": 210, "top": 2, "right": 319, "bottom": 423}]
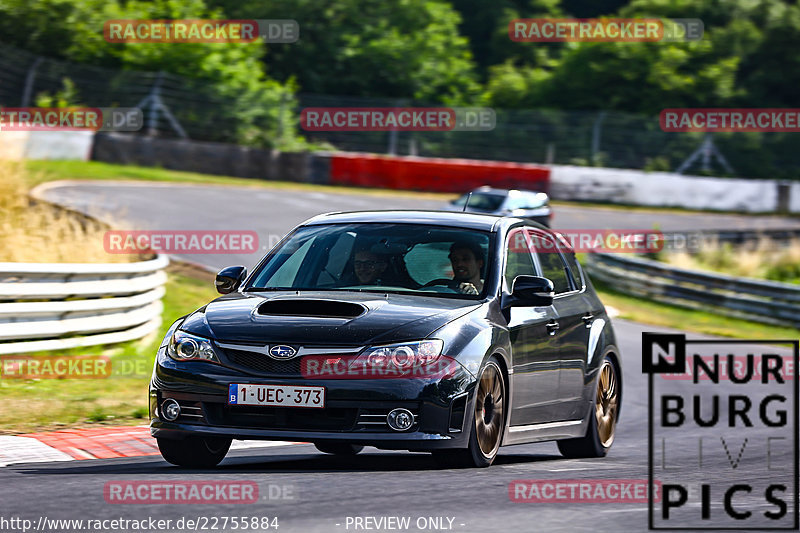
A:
[
  {"left": 449, "top": 240, "right": 484, "bottom": 295},
  {"left": 353, "top": 248, "right": 388, "bottom": 285}
]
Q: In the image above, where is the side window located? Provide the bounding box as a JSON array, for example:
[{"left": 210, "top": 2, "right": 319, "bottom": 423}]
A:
[
  {"left": 528, "top": 231, "right": 572, "bottom": 294},
  {"left": 562, "top": 251, "right": 584, "bottom": 290},
  {"left": 504, "top": 229, "right": 537, "bottom": 289}
]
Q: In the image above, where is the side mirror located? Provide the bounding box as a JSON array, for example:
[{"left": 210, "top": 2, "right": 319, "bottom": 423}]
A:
[
  {"left": 508, "top": 275, "right": 554, "bottom": 306},
  {"left": 215, "top": 265, "right": 247, "bottom": 294}
]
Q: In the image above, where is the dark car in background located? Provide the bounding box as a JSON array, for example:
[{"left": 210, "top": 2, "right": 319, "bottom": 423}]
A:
[
  {"left": 150, "top": 211, "right": 620, "bottom": 468},
  {"left": 445, "top": 186, "right": 552, "bottom": 226}
]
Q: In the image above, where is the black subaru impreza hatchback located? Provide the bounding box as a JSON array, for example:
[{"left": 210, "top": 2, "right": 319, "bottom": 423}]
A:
[{"left": 150, "top": 211, "right": 621, "bottom": 468}]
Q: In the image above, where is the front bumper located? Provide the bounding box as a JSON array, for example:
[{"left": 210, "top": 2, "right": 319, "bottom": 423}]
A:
[
  {"left": 149, "top": 352, "right": 477, "bottom": 451},
  {"left": 150, "top": 421, "right": 468, "bottom": 450}
]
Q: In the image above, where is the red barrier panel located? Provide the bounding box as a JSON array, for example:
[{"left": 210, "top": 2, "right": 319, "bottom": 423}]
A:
[{"left": 329, "top": 153, "right": 550, "bottom": 194}]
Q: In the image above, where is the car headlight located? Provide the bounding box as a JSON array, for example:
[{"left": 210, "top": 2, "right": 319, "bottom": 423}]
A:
[
  {"left": 359, "top": 340, "right": 444, "bottom": 369},
  {"left": 160, "top": 318, "right": 184, "bottom": 349},
  {"left": 167, "top": 331, "right": 220, "bottom": 363}
]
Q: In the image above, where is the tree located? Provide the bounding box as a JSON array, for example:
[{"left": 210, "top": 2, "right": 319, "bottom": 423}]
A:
[
  {"left": 209, "top": 0, "right": 481, "bottom": 104},
  {"left": 0, "top": 0, "right": 302, "bottom": 148}
]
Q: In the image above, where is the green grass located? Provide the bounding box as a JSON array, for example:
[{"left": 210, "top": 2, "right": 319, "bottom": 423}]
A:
[
  {"left": 594, "top": 280, "right": 799, "bottom": 340},
  {"left": 0, "top": 264, "right": 219, "bottom": 434},
  {"left": 25, "top": 160, "right": 455, "bottom": 200}
]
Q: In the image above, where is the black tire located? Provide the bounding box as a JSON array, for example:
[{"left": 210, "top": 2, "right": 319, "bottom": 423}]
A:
[
  {"left": 432, "top": 357, "right": 506, "bottom": 468},
  {"left": 314, "top": 442, "right": 364, "bottom": 455},
  {"left": 557, "top": 356, "right": 619, "bottom": 458},
  {"left": 157, "top": 436, "right": 231, "bottom": 468}
]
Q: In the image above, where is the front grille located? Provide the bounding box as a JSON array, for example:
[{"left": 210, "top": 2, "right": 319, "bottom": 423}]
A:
[
  {"left": 205, "top": 404, "right": 358, "bottom": 431},
  {"left": 217, "top": 343, "right": 363, "bottom": 377},
  {"left": 221, "top": 348, "right": 302, "bottom": 376}
]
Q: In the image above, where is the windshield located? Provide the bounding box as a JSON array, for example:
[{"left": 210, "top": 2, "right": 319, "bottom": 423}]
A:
[
  {"left": 504, "top": 192, "right": 548, "bottom": 210},
  {"left": 452, "top": 192, "right": 506, "bottom": 212},
  {"left": 247, "top": 223, "right": 492, "bottom": 299}
]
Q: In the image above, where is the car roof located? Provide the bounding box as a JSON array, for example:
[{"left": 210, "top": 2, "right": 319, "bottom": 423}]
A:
[
  {"left": 469, "top": 186, "right": 548, "bottom": 197},
  {"left": 302, "top": 210, "right": 516, "bottom": 232}
]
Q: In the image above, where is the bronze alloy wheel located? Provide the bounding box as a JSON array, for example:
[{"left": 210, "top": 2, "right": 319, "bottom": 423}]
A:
[
  {"left": 474, "top": 361, "right": 505, "bottom": 458},
  {"left": 595, "top": 360, "right": 618, "bottom": 448}
]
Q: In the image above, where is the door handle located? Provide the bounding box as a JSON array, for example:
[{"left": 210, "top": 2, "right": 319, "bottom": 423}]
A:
[
  {"left": 546, "top": 320, "right": 560, "bottom": 335},
  {"left": 581, "top": 314, "right": 594, "bottom": 328}
]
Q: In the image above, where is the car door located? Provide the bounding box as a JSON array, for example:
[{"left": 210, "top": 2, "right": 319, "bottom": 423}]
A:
[
  {"left": 529, "top": 230, "right": 591, "bottom": 421},
  {"left": 504, "top": 228, "right": 562, "bottom": 426}
]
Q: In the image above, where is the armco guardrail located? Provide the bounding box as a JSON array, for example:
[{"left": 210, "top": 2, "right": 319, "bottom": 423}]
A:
[
  {"left": 585, "top": 252, "right": 800, "bottom": 328},
  {"left": 0, "top": 255, "right": 168, "bottom": 355},
  {"left": 661, "top": 228, "right": 800, "bottom": 247}
]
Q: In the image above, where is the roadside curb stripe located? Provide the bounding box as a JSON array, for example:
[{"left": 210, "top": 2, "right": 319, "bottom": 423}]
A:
[
  {"left": 3, "top": 425, "right": 306, "bottom": 467},
  {"left": 19, "top": 426, "right": 159, "bottom": 460},
  {"left": 0, "top": 435, "right": 74, "bottom": 467}
]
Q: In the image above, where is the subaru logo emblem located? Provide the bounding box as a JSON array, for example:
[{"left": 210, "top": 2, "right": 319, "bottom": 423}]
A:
[{"left": 269, "top": 345, "right": 297, "bottom": 359}]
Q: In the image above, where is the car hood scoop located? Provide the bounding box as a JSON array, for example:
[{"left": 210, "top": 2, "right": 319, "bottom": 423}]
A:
[
  {"left": 183, "top": 291, "right": 482, "bottom": 345},
  {"left": 256, "top": 299, "right": 366, "bottom": 319}
]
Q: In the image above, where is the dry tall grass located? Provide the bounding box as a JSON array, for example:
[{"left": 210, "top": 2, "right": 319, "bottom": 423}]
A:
[
  {"left": 0, "top": 160, "right": 132, "bottom": 263},
  {"left": 661, "top": 237, "right": 800, "bottom": 283}
]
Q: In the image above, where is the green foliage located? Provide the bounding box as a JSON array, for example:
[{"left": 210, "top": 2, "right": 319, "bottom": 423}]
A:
[
  {"left": 483, "top": 0, "right": 800, "bottom": 115},
  {"left": 450, "top": 0, "right": 564, "bottom": 78},
  {"left": 210, "top": 0, "right": 481, "bottom": 104},
  {"left": 35, "top": 78, "right": 83, "bottom": 108},
  {"left": 2, "top": 0, "right": 800, "bottom": 164},
  {"left": 0, "top": 0, "right": 304, "bottom": 149}
]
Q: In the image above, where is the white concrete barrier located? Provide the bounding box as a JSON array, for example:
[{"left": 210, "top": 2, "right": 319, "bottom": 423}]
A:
[
  {"left": 0, "top": 131, "right": 93, "bottom": 161},
  {"left": 0, "top": 132, "right": 30, "bottom": 160},
  {"left": 550, "top": 165, "right": 785, "bottom": 213},
  {"left": 789, "top": 183, "right": 800, "bottom": 214}
]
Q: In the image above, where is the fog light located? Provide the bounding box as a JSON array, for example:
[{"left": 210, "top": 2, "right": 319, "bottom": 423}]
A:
[
  {"left": 161, "top": 398, "right": 181, "bottom": 421},
  {"left": 387, "top": 408, "right": 414, "bottom": 431}
]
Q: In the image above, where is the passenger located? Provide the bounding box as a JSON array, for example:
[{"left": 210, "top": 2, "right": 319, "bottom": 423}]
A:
[
  {"left": 449, "top": 240, "right": 484, "bottom": 294},
  {"left": 353, "top": 248, "right": 388, "bottom": 285}
]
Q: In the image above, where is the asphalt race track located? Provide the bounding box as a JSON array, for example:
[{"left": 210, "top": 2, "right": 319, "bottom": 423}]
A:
[
  {"left": 6, "top": 181, "right": 797, "bottom": 532},
  {"left": 36, "top": 181, "right": 800, "bottom": 270}
]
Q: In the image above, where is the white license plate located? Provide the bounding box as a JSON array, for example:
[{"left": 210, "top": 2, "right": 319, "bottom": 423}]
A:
[{"left": 228, "top": 384, "right": 325, "bottom": 408}]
